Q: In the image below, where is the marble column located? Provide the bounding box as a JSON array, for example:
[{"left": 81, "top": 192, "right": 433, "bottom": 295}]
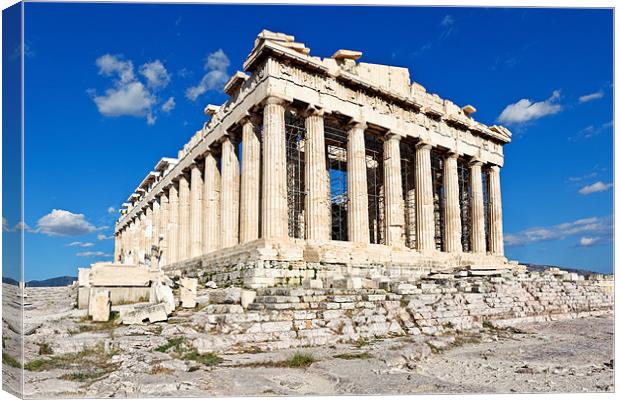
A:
[
  {"left": 488, "top": 165, "right": 504, "bottom": 256},
  {"left": 138, "top": 212, "right": 146, "bottom": 264},
  {"left": 129, "top": 221, "right": 137, "bottom": 264},
  {"left": 443, "top": 153, "right": 462, "bottom": 253},
  {"left": 114, "top": 233, "right": 121, "bottom": 263},
  {"left": 220, "top": 135, "right": 240, "bottom": 248},
  {"left": 304, "top": 109, "right": 330, "bottom": 241},
  {"left": 203, "top": 151, "right": 221, "bottom": 253},
  {"left": 239, "top": 117, "right": 261, "bottom": 243},
  {"left": 178, "top": 173, "right": 190, "bottom": 261},
  {"left": 470, "top": 160, "right": 486, "bottom": 254},
  {"left": 346, "top": 121, "right": 370, "bottom": 243},
  {"left": 151, "top": 199, "right": 161, "bottom": 270},
  {"left": 383, "top": 133, "right": 405, "bottom": 247},
  {"left": 261, "top": 96, "right": 288, "bottom": 238},
  {"left": 159, "top": 193, "right": 169, "bottom": 267},
  {"left": 415, "top": 142, "right": 435, "bottom": 252},
  {"left": 190, "top": 163, "right": 203, "bottom": 258},
  {"left": 168, "top": 184, "right": 179, "bottom": 263},
  {"left": 145, "top": 206, "right": 153, "bottom": 264}
]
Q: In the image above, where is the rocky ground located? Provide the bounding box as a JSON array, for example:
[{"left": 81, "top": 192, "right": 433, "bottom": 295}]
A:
[{"left": 2, "top": 284, "right": 613, "bottom": 397}]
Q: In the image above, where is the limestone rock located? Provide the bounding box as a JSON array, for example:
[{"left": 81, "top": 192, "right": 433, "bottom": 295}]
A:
[
  {"left": 120, "top": 303, "right": 168, "bottom": 325},
  {"left": 89, "top": 290, "right": 111, "bottom": 322},
  {"left": 241, "top": 289, "right": 257, "bottom": 309},
  {"left": 179, "top": 278, "right": 197, "bottom": 308},
  {"left": 150, "top": 281, "right": 175, "bottom": 314}
]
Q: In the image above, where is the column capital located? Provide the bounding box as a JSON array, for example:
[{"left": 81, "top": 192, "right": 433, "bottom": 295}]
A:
[
  {"left": 385, "top": 131, "right": 403, "bottom": 141},
  {"left": 445, "top": 151, "right": 460, "bottom": 160},
  {"left": 469, "top": 157, "right": 484, "bottom": 167},
  {"left": 300, "top": 106, "right": 325, "bottom": 118},
  {"left": 488, "top": 163, "right": 501, "bottom": 172},
  {"left": 239, "top": 111, "right": 261, "bottom": 127},
  {"left": 261, "top": 94, "right": 292, "bottom": 107},
  {"left": 346, "top": 119, "right": 367, "bottom": 132},
  {"left": 415, "top": 140, "right": 433, "bottom": 151}
]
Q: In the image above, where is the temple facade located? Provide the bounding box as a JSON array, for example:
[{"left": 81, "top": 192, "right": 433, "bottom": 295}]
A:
[{"left": 113, "top": 30, "right": 513, "bottom": 288}]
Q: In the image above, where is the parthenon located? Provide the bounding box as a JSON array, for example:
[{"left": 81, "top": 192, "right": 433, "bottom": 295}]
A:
[{"left": 113, "top": 30, "right": 513, "bottom": 288}]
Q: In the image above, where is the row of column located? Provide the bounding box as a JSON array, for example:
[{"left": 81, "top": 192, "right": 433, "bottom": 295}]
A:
[{"left": 116, "top": 95, "right": 504, "bottom": 267}]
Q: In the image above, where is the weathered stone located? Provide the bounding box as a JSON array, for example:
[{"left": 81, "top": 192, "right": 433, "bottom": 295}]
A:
[
  {"left": 179, "top": 278, "right": 197, "bottom": 308},
  {"left": 241, "top": 289, "right": 257, "bottom": 309},
  {"left": 89, "top": 290, "right": 111, "bottom": 322},
  {"left": 150, "top": 281, "right": 175, "bottom": 314},
  {"left": 120, "top": 303, "right": 168, "bottom": 325}
]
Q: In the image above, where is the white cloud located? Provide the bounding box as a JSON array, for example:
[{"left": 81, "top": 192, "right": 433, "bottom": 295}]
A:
[
  {"left": 570, "top": 121, "right": 613, "bottom": 141},
  {"left": 579, "top": 236, "right": 602, "bottom": 247},
  {"left": 505, "top": 216, "right": 612, "bottom": 247},
  {"left": 67, "top": 241, "right": 94, "bottom": 247},
  {"left": 97, "top": 234, "right": 113, "bottom": 241},
  {"left": 107, "top": 206, "right": 116, "bottom": 215},
  {"left": 186, "top": 49, "right": 230, "bottom": 101},
  {"left": 161, "top": 97, "right": 175, "bottom": 113},
  {"left": 2, "top": 217, "right": 9, "bottom": 232},
  {"left": 568, "top": 172, "right": 597, "bottom": 183},
  {"left": 76, "top": 251, "right": 112, "bottom": 258},
  {"left": 93, "top": 81, "right": 156, "bottom": 117},
  {"left": 578, "top": 181, "right": 612, "bottom": 195},
  {"left": 140, "top": 60, "right": 171, "bottom": 89},
  {"left": 36, "top": 209, "right": 97, "bottom": 237},
  {"left": 91, "top": 54, "right": 172, "bottom": 124},
  {"left": 497, "top": 90, "right": 562, "bottom": 125},
  {"left": 579, "top": 91, "right": 604, "bottom": 103}
]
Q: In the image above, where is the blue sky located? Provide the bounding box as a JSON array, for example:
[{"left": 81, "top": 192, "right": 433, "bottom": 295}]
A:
[{"left": 3, "top": 4, "right": 613, "bottom": 280}]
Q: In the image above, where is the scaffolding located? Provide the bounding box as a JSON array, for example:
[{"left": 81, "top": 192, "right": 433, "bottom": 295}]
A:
[
  {"left": 457, "top": 158, "right": 472, "bottom": 252},
  {"left": 366, "top": 134, "right": 385, "bottom": 245},
  {"left": 430, "top": 150, "right": 445, "bottom": 251},
  {"left": 285, "top": 111, "right": 306, "bottom": 239},
  {"left": 401, "top": 140, "right": 416, "bottom": 249},
  {"left": 325, "top": 120, "right": 348, "bottom": 241}
]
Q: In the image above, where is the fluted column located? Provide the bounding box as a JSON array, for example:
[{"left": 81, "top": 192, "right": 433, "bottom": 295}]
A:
[
  {"left": 383, "top": 133, "right": 405, "bottom": 247},
  {"left": 113, "top": 232, "right": 120, "bottom": 262},
  {"left": 190, "top": 163, "right": 203, "bottom": 257},
  {"left": 145, "top": 206, "right": 153, "bottom": 264},
  {"left": 159, "top": 193, "right": 169, "bottom": 266},
  {"left": 488, "top": 165, "right": 504, "bottom": 256},
  {"left": 443, "top": 153, "right": 462, "bottom": 253},
  {"left": 168, "top": 184, "right": 179, "bottom": 263},
  {"left": 261, "top": 96, "right": 288, "bottom": 238},
  {"left": 203, "top": 151, "right": 221, "bottom": 252},
  {"left": 304, "top": 109, "right": 330, "bottom": 241},
  {"left": 347, "top": 121, "right": 370, "bottom": 243},
  {"left": 220, "top": 135, "right": 240, "bottom": 248},
  {"left": 151, "top": 199, "right": 161, "bottom": 270},
  {"left": 138, "top": 212, "right": 146, "bottom": 264},
  {"left": 415, "top": 142, "right": 435, "bottom": 252},
  {"left": 178, "top": 174, "right": 190, "bottom": 260},
  {"left": 129, "top": 221, "right": 137, "bottom": 264},
  {"left": 470, "top": 160, "right": 486, "bottom": 254},
  {"left": 239, "top": 117, "right": 261, "bottom": 243}
]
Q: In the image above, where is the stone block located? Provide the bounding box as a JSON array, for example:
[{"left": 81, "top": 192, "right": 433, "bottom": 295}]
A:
[
  {"left": 120, "top": 303, "right": 168, "bottom": 325},
  {"left": 90, "top": 264, "right": 151, "bottom": 287},
  {"left": 241, "top": 289, "right": 257, "bottom": 309},
  {"left": 179, "top": 278, "right": 197, "bottom": 308},
  {"left": 303, "top": 279, "right": 324, "bottom": 289},
  {"left": 78, "top": 268, "right": 91, "bottom": 287},
  {"left": 89, "top": 290, "right": 111, "bottom": 322},
  {"left": 346, "top": 277, "right": 362, "bottom": 290},
  {"left": 150, "top": 281, "right": 175, "bottom": 314}
]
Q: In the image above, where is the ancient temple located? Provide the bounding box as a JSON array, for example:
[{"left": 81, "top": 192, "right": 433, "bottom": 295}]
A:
[{"left": 113, "top": 30, "right": 512, "bottom": 288}]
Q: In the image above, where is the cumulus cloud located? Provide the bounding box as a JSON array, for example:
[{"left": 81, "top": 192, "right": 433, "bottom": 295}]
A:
[
  {"left": 76, "top": 251, "right": 112, "bottom": 258},
  {"left": 186, "top": 49, "right": 230, "bottom": 101},
  {"left": 497, "top": 90, "right": 562, "bottom": 125},
  {"left": 36, "top": 209, "right": 98, "bottom": 237},
  {"left": 2, "top": 218, "right": 32, "bottom": 233},
  {"left": 90, "top": 54, "right": 172, "bottom": 124},
  {"left": 579, "top": 91, "right": 604, "bottom": 103},
  {"left": 97, "top": 234, "right": 114, "bottom": 241},
  {"left": 67, "top": 241, "right": 94, "bottom": 247},
  {"left": 579, "top": 236, "right": 605, "bottom": 247},
  {"left": 578, "top": 181, "right": 612, "bottom": 195},
  {"left": 504, "top": 216, "right": 612, "bottom": 247},
  {"left": 140, "top": 60, "right": 171, "bottom": 89},
  {"left": 161, "top": 97, "right": 175, "bottom": 113}
]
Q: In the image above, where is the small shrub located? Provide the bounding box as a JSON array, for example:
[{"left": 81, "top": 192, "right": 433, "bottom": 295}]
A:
[
  {"left": 286, "top": 352, "right": 316, "bottom": 368},
  {"left": 2, "top": 352, "right": 21, "bottom": 368},
  {"left": 155, "top": 337, "right": 185, "bottom": 353},
  {"left": 60, "top": 370, "right": 109, "bottom": 381},
  {"left": 182, "top": 351, "right": 222, "bottom": 366},
  {"left": 38, "top": 342, "right": 53, "bottom": 355},
  {"left": 150, "top": 364, "right": 174, "bottom": 375}
]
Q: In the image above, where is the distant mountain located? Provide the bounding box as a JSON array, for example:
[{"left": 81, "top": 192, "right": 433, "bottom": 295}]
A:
[
  {"left": 523, "top": 263, "right": 608, "bottom": 278},
  {"left": 26, "top": 276, "right": 77, "bottom": 287},
  {"left": 2, "top": 277, "right": 19, "bottom": 286}
]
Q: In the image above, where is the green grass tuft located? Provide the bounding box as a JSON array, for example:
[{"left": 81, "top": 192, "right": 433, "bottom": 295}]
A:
[
  {"left": 333, "top": 352, "right": 373, "bottom": 360},
  {"left": 182, "top": 351, "right": 223, "bottom": 366},
  {"left": 3, "top": 352, "right": 21, "bottom": 368},
  {"left": 285, "top": 352, "right": 316, "bottom": 368}
]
